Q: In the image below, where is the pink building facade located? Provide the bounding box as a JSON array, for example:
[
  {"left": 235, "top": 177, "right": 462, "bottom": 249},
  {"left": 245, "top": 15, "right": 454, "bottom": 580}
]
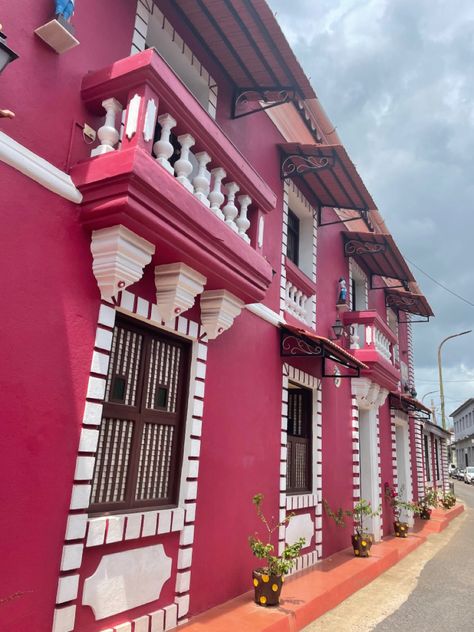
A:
[{"left": 0, "top": 2, "right": 449, "bottom": 631}]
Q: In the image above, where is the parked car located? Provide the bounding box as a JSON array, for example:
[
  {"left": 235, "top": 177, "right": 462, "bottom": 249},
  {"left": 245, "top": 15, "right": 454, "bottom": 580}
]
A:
[
  {"left": 464, "top": 467, "right": 474, "bottom": 484},
  {"left": 449, "top": 463, "right": 457, "bottom": 477},
  {"left": 457, "top": 468, "right": 465, "bottom": 480}
]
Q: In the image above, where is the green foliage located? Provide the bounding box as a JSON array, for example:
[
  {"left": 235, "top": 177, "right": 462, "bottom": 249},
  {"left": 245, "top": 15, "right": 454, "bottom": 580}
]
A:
[
  {"left": 248, "top": 493, "right": 305, "bottom": 576},
  {"left": 384, "top": 483, "right": 419, "bottom": 520},
  {"left": 323, "top": 499, "right": 352, "bottom": 527},
  {"left": 323, "top": 498, "right": 380, "bottom": 537},
  {"left": 417, "top": 487, "right": 439, "bottom": 512},
  {"left": 439, "top": 490, "right": 456, "bottom": 509}
]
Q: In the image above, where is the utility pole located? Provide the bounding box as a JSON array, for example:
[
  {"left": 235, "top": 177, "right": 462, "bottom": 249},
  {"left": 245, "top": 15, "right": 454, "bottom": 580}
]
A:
[{"left": 438, "top": 330, "right": 472, "bottom": 429}]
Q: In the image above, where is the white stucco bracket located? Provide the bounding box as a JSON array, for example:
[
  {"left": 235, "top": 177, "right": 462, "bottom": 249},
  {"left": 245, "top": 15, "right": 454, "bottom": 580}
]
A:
[
  {"left": 90, "top": 225, "right": 155, "bottom": 300},
  {"left": 200, "top": 289, "right": 244, "bottom": 339},
  {"left": 82, "top": 544, "right": 172, "bottom": 620},
  {"left": 352, "top": 377, "right": 388, "bottom": 410},
  {"left": 154, "top": 262, "right": 207, "bottom": 322}
]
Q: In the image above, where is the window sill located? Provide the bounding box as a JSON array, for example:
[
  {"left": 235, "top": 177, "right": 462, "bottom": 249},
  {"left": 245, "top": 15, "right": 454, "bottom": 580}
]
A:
[
  {"left": 286, "top": 493, "right": 318, "bottom": 510},
  {"left": 85, "top": 505, "right": 186, "bottom": 548}
]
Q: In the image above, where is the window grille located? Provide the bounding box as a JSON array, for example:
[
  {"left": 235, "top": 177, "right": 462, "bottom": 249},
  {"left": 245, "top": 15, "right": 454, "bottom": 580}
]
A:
[
  {"left": 286, "top": 386, "right": 312, "bottom": 493},
  {"left": 90, "top": 317, "right": 190, "bottom": 514}
]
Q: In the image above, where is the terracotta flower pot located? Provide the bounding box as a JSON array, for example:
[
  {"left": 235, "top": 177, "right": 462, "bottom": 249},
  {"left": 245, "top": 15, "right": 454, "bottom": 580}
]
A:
[
  {"left": 394, "top": 520, "right": 409, "bottom": 538},
  {"left": 419, "top": 507, "right": 432, "bottom": 520},
  {"left": 252, "top": 569, "right": 283, "bottom": 606},
  {"left": 351, "top": 533, "right": 373, "bottom": 557}
]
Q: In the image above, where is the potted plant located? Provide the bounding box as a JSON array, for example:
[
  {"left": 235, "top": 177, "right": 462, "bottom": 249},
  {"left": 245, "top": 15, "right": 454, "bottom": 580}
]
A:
[
  {"left": 351, "top": 499, "right": 381, "bottom": 557},
  {"left": 417, "top": 488, "right": 438, "bottom": 520},
  {"left": 248, "top": 493, "right": 305, "bottom": 607},
  {"left": 384, "top": 483, "right": 419, "bottom": 538},
  {"left": 324, "top": 498, "right": 380, "bottom": 557},
  {"left": 439, "top": 490, "right": 456, "bottom": 510}
]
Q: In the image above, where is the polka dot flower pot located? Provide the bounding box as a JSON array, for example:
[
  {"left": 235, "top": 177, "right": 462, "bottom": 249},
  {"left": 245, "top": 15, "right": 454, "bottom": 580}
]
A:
[
  {"left": 394, "top": 521, "right": 409, "bottom": 538},
  {"left": 252, "top": 569, "right": 283, "bottom": 606},
  {"left": 351, "top": 533, "right": 373, "bottom": 558}
]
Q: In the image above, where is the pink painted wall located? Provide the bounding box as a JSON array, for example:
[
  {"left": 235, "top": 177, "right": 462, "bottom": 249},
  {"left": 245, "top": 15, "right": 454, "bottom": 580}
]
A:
[{"left": 0, "top": 2, "right": 424, "bottom": 631}]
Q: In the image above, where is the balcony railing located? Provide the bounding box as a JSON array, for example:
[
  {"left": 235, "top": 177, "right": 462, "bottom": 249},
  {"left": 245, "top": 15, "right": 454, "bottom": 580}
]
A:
[
  {"left": 284, "top": 257, "right": 316, "bottom": 327},
  {"left": 342, "top": 311, "right": 399, "bottom": 367},
  {"left": 71, "top": 49, "right": 276, "bottom": 304}
]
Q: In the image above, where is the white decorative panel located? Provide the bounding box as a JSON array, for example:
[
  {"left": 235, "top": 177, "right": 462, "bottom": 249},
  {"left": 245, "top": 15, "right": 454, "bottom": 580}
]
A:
[
  {"left": 285, "top": 512, "right": 314, "bottom": 548},
  {"left": 82, "top": 545, "right": 172, "bottom": 620}
]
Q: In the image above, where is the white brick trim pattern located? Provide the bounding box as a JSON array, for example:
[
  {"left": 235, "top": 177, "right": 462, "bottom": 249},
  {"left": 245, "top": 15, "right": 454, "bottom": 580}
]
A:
[
  {"left": 280, "top": 180, "right": 317, "bottom": 328},
  {"left": 53, "top": 290, "right": 208, "bottom": 631},
  {"left": 280, "top": 364, "right": 322, "bottom": 568},
  {"left": 376, "top": 411, "right": 383, "bottom": 534},
  {"left": 351, "top": 395, "right": 360, "bottom": 508},
  {"left": 414, "top": 418, "right": 425, "bottom": 499},
  {"left": 390, "top": 412, "right": 398, "bottom": 492}
]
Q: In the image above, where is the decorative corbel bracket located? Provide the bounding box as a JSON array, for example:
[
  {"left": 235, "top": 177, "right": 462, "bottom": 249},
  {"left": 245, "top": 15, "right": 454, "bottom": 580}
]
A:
[
  {"left": 200, "top": 290, "right": 244, "bottom": 340},
  {"left": 90, "top": 225, "right": 155, "bottom": 300},
  {"left": 154, "top": 263, "right": 207, "bottom": 323},
  {"left": 352, "top": 377, "right": 388, "bottom": 410}
]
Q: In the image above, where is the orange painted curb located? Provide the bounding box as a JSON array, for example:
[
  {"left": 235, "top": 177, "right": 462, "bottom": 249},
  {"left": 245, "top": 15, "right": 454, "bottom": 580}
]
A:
[{"left": 180, "top": 505, "right": 464, "bottom": 632}]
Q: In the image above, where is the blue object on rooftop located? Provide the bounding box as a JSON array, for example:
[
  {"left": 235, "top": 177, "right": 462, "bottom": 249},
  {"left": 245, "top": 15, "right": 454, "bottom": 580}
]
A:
[{"left": 55, "top": 0, "right": 75, "bottom": 20}]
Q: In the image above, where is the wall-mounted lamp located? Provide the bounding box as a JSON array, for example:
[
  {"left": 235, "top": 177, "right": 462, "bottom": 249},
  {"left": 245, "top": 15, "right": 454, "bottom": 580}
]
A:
[
  {"left": 330, "top": 317, "right": 351, "bottom": 341},
  {"left": 0, "top": 32, "right": 19, "bottom": 75}
]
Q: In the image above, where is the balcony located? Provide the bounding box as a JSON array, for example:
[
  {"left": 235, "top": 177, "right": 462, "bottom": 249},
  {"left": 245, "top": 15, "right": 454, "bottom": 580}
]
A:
[
  {"left": 342, "top": 311, "right": 400, "bottom": 391},
  {"left": 70, "top": 49, "right": 276, "bottom": 304}
]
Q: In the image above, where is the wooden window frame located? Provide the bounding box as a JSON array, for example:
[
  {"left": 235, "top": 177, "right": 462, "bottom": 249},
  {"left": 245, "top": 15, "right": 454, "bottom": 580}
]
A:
[
  {"left": 286, "top": 385, "right": 312, "bottom": 495},
  {"left": 89, "top": 316, "right": 191, "bottom": 516},
  {"left": 286, "top": 208, "right": 300, "bottom": 267}
]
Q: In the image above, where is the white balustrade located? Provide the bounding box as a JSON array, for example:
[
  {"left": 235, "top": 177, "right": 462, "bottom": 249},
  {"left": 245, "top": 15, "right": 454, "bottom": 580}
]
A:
[
  {"left": 208, "top": 167, "right": 226, "bottom": 219},
  {"left": 193, "top": 152, "right": 211, "bottom": 206},
  {"left": 285, "top": 281, "right": 310, "bottom": 324},
  {"left": 153, "top": 113, "right": 176, "bottom": 174},
  {"left": 91, "top": 98, "right": 123, "bottom": 157},
  {"left": 175, "top": 134, "right": 196, "bottom": 192},
  {"left": 374, "top": 327, "right": 391, "bottom": 361},
  {"left": 94, "top": 99, "right": 254, "bottom": 243},
  {"left": 222, "top": 182, "right": 240, "bottom": 232},
  {"left": 236, "top": 195, "right": 251, "bottom": 243}
]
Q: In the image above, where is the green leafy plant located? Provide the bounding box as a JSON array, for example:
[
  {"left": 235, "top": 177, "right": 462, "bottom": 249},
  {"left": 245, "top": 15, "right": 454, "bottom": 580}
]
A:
[
  {"left": 384, "top": 483, "right": 420, "bottom": 520},
  {"left": 439, "top": 490, "right": 456, "bottom": 510},
  {"left": 324, "top": 498, "right": 381, "bottom": 536},
  {"left": 417, "top": 487, "right": 439, "bottom": 513},
  {"left": 248, "top": 493, "right": 305, "bottom": 576}
]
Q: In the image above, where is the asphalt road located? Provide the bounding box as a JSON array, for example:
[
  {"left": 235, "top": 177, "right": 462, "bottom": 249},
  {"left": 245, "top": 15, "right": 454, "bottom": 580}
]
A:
[
  {"left": 371, "top": 480, "right": 474, "bottom": 632},
  {"left": 304, "top": 480, "right": 473, "bottom": 632}
]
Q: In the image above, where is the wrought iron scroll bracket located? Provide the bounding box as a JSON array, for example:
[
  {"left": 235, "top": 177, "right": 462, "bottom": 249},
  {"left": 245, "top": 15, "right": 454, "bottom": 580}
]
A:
[
  {"left": 232, "top": 87, "right": 296, "bottom": 119},
  {"left": 281, "top": 154, "right": 333, "bottom": 180}
]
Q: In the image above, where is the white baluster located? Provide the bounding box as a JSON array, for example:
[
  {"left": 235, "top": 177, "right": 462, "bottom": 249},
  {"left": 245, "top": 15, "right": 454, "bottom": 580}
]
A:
[
  {"left": 153, "top": 113, "right": 176, "bottom": 174},
  {"left": 236, "top": 195, "right": 251, "bottom": 242},
  {"left": 91, "top": 98, "right": 122, "bottom": 157},
  {"left": 222, "top": 182, "right": 239, "bottom": 231},
  {"left": 295, "top": 289, "right": 302, "bottom": 318},
  {"left": 350, "top": 326, "right": 360, "bottom": 349},
  {"left": 193, "top": 151, "right": 211, "bottom": 207},
  {"left": 175, "top": 134, "right": 195, "bottom": 192},
  {"left": 208, "top": 167, "right": 226, "bottom": 219}
]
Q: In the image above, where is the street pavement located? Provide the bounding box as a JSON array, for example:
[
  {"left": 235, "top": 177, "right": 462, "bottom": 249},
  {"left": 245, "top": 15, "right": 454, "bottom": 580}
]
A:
[{"left": 304, "top": 480, "right": 473, "bottom": 632}]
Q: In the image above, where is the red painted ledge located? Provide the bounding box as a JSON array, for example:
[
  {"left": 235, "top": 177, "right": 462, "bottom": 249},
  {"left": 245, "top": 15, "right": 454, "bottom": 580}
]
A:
[{"left": 180, "top": 504, "right": 464, "bottom": 632}]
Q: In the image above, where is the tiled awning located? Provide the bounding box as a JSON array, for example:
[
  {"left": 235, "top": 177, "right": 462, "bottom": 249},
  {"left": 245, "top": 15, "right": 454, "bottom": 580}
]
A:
[
  {"left": 280, "top": 324, "right": 367, "bottom": 377},
  {"left": 342, "top": 231, "right": 415, "bottom": 284},
  {"left": 389, "top": 392, "right": 431, "bottom": 419},
  {"left": 173, "top": 0, "right": 316, "bottom": 111},
  {"left": 279, "top": 143, "right": 376, "bottom": 214},
  {"left": 385, "top": 288, "right": 434, "bottom": 320}
]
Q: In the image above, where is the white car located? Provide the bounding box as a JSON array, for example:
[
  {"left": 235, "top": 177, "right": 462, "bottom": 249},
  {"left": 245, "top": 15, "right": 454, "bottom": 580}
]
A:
[
  {"left": 449, "top": 463, "right": 457, "bottom": 476},
  {"left": 464, "top": 466, "right": 474, "bottom": 484}
]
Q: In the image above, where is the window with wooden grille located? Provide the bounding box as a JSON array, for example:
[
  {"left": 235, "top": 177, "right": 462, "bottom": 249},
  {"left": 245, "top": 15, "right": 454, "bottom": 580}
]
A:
[
  {"left": 287, "top": 385, "right": 312, "bottom": 494},
  {"left": 286, "top": 209, "right": 300, "bottom": 266},
  {"left": 424, "top": 434, "right": 431, "bottom": 482},
  {"left": 90, "top": 317, "right": 190, "bottom": 514}
]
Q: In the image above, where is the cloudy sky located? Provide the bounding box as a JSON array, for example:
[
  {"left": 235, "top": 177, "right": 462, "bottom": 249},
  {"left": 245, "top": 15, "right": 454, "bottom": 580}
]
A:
[{"left": 268, "top": 0, "right": 474, "bottom": 424}]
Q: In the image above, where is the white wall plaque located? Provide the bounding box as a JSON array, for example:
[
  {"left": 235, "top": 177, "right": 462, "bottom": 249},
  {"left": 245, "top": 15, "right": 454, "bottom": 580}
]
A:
[
  {"left": 82, "top": 544, "right": 172, "bottom": 620},
  {"left": 285, "top": 512, "right": 314, "bottom": 548}
]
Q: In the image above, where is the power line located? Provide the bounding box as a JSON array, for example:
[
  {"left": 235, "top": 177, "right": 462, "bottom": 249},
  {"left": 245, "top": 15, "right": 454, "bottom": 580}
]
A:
[
  {"left": 416, "top": 379, "right": 474, "bottom": 383},
  {"left": 405, "top": 257, "right": 474, "bottom": 307}
]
